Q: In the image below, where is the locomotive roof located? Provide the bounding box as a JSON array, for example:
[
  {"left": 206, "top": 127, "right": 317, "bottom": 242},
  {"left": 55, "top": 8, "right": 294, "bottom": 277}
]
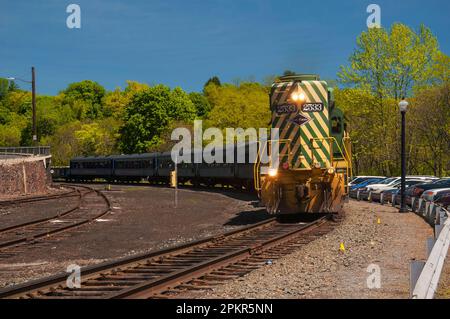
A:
[{"left": 276, "top": 74, "right": 320, "bottom": 82}]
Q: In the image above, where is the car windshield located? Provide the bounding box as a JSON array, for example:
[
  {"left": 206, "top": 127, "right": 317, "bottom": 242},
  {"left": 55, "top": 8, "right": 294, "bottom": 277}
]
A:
[
  {"left": 439, "top": 179, "right": 450, "bottom": 186},
  {"left": 350, "top": 177, "right": 367, "bottom": 184},
  {"left": 432, "top": 178, "right": 450, "bottom": 185},
  {"left": 379, "top": 177, "right": 397, "bottom": 185}
]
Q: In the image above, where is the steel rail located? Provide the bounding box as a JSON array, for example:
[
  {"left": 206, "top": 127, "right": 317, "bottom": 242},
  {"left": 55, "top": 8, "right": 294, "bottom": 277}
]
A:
[
  {"left": 0, "top": 218, "right": 280, "bottom": 298},
  {"left": 0, "top": 188, "right": 79, "bottom": 206},
  {"left": 0, "top": 188, "right": 84, "bottom": 234},
  {"left": 0, "top": 186, "right": 110, "bottom": 251},
  {"left": 115, "top": 217, "right": 327, "bottom": 299},
  {"left": 0, "top": 216, "right": 331, "bottom": 299}
]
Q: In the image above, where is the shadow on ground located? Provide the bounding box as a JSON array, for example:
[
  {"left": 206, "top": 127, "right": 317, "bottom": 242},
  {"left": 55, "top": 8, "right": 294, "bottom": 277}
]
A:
[{"left": 224, "top": 209, "right": 272, "bottom": 226}]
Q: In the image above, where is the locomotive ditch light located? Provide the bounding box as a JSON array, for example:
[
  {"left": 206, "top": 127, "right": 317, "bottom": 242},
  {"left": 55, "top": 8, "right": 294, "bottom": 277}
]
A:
[
  {"left": 268, "top": 168, "right": 278, "bottom": 177},
  {"left": 327, "top": 167, "right": 335, "bottom": 175}
]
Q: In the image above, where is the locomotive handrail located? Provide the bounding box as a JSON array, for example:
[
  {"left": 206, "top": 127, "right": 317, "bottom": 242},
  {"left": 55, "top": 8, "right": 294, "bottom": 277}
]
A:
[
  {"left": 311, "top": 137, "right": 351, "bottom": 195},
  {"left": 254, "top": 136, "right": 351, "bottom": 193},
  {"left": 342, "top": 136, "right": 353, "bottom": 193},
  {"left": 253, "top": 139, "right": 292, "bottom": 191}
]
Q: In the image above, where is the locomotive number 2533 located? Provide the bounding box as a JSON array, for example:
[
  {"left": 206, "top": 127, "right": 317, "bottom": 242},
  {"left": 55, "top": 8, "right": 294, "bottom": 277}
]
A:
[{"left": 302, "top": 103, "right": 323, "bottom": 112}]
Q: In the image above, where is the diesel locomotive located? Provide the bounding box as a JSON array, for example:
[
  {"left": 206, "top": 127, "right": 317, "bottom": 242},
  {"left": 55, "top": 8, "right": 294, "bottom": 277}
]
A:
[
  {"left": 52, "top": 74, "right": 352, "bottom": 215},
  {"left": 255, "top": 74, "right": 352, "bottom": 214}
]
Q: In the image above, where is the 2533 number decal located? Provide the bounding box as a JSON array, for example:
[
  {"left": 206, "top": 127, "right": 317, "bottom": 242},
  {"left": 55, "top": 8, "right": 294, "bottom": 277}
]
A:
[{"left": 301, "top": 103, "right": 323, "bottom": 112}]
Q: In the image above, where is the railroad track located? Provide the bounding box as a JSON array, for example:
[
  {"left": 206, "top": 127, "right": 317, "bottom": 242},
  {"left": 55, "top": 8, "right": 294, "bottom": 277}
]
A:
[
  {"left": 0, "top": 187, "right": 80, "bottom": 206},
  {"left": 0, "top": 185, "right": 111, "bottom": 256},
  {"left": 0, "top": 214, "right": 338, "bottom": 299}
]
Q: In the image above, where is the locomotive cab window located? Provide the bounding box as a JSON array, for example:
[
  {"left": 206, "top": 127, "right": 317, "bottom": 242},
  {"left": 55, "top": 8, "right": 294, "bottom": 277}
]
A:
[{"left": 331, "top": 116, "right": 342, "bottom": 134}]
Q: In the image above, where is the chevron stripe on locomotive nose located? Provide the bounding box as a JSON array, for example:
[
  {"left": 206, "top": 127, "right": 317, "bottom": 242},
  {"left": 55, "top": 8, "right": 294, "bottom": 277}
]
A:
[
  {"left": 270, "top": 82, "right": 294, "bottom": 129},
  {"left": 271, "top": 80, "right": 331, "bottom": 169}
]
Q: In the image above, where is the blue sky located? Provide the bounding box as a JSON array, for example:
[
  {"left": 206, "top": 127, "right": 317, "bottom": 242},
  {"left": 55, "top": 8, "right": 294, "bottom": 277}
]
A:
[{"left": 1, "top": 0, "right": 449, "bottom": 95}]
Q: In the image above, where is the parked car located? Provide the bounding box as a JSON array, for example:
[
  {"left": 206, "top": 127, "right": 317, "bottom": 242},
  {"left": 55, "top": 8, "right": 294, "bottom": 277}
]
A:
[
  {"left": 350, "top": 177, "right": 387, "bottom": 190},
  {"left": 366, "top": 176, "right": 435, "bottom": 193},
  {"left": 371, "top": 180, "right": 424, "bottom": 202},
  {"left": 408, "top": 178, "right": 450, "bottom": 199},
  {"left": 349, "top": 178, "right": 387, "bottom": 199},
  {"left": 421, "top": 188, "right": 450, "bottom": 202},
  {"left": 434, "top": 193, "right": 450, "bottom": 208},
  {"left": 356, "top": 177, "right": 399, "bottom": 200},
  {"left": 349, "top": 176, "right": 385, "bottom": 187}
]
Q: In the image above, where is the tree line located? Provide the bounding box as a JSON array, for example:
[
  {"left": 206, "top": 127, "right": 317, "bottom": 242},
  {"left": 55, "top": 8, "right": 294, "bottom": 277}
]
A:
[{"left": 0, "top": 23, "right": 448, "bottom": 176}]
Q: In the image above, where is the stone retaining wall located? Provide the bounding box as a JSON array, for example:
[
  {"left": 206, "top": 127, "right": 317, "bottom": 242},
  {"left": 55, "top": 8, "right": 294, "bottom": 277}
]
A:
[{"left": 0, "top": 156, "right": 50, "bottom": 197}]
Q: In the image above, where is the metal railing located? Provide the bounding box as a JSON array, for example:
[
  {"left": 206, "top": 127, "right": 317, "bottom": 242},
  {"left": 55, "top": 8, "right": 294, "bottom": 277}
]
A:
[
  {"left": 411, "top": 206, "right": 449, "bottom": 299},
  {"left": 0, "top": 146, "right": 51, "bottom": 156},
  {"left": 353, "top": 184, "right": 449, "bottom": 299}
]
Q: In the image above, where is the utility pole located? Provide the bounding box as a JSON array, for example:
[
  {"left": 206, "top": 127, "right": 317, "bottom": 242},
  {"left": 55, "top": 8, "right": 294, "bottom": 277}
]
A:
[
  {"left": 6, "top": 68, "right": 37, "bottom": 145},
  {"left": 31, "top": 67, "right": 37, "bottom": 145}
]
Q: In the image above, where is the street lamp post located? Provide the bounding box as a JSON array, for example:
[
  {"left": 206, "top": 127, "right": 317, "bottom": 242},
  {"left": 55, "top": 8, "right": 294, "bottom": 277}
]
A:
[
  {"left": 399, "top": 98, "right": 409, "bottom": 213},
  {"left": 7, "top": 67, "right": 37, "bottom": 145}
]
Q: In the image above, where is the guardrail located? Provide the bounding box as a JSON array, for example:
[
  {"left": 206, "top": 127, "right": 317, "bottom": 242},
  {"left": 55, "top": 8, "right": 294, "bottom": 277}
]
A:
[
  {"left": 411, "top": 206, "right": 449, "bottom": 299},
  {"left": 350, "top": 188, "right": 449, "bottom": 299},
  {"left": 0, "top": 146, "right": 51, "bottom": 156}
]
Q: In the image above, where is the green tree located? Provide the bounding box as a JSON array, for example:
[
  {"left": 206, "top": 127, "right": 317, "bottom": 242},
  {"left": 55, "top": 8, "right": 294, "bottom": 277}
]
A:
[
  {"left": 20, "top": 96, "right": 63, "bottom": 145},
  {"left": 119, "top": 85, "right": 196, "bottom": 154},
  {"left": 103, "top": 80, "right": 150, "bottom": 119},
  {"left": 61, "top": 80, "right": 106, "bottom": 120},
  {"left": 42, "top": 121, "right": 83, "bottom": 165},
  {"left": 8, "top": 80, "right": 19, "bottom": 92},
  {"left": 204, "top": 82, "right": 270, "bottom": 131},
  {"left": 2, "top": 91, "right": 31, "bottom": 115},
  {"left": 0, "top": 78, "right": 9, "bottom": 100},
  {"left": 75, "top": 120, "right": 119, "bottom": 156},
  {"left": 338, "top": 24, "right": 442, "bottom": 99},
  {"left": 408, "top": 84, "right": 450, "bottom": 176},
  {"left": 189, "top": 92, "right": 211, "bottom": 117},
  {"left": 0, "top": 124, "right": 22, "bottom": 146},
  {"left": 337, "top": 23, "right": 449, "bottom": 176},
  {"left": 204, "top": 76, "right": 221, "bottom": 89}
]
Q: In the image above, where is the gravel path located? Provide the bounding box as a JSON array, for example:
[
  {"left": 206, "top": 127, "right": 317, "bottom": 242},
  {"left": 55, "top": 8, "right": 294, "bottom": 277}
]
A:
[{"left": 195, "top": 200, "right": 438, "bottom": 299}]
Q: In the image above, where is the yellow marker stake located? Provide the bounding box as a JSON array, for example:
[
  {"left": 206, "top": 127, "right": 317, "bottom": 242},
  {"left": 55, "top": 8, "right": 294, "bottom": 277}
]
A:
[
  {"left": 377, "top": 218, "right": 381, "bottom": 224},
  {"left": 339, "top": 242, "right": 345, "bottom": 252}
]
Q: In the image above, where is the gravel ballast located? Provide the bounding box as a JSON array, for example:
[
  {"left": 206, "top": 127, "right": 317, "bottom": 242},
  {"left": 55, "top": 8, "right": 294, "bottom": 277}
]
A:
[{"left": 196, "top": 200, "right": 438, "bottom": 299}]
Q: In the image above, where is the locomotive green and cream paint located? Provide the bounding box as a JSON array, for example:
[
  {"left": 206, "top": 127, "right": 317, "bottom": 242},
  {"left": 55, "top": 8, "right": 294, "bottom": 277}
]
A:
[
  {"left": 270, "top": 75, "right": 332, "bottom": 169},
  {"left": 257, "top": 74, "right": 352, "bottom": 214}
]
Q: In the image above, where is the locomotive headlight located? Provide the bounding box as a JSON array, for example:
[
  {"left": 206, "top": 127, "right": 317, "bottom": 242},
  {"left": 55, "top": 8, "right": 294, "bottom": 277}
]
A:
[
  {"left": 268, "top": 168, "right": 278, "bottom": 177},
  {"left": 290, "top": 92, "right": 306, "bottom": 102}
]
